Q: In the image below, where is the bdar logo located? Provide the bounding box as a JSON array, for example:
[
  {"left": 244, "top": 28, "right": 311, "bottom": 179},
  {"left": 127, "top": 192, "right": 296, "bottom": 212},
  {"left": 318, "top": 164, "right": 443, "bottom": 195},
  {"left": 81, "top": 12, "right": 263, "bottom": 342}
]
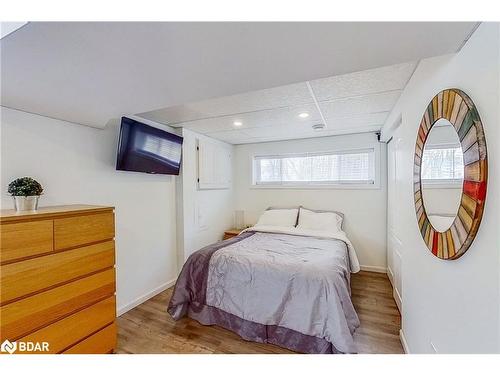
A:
[
  {"left": 1, "top": 339, "right": 17, "bottom": 354},
  {"left": 1, "top": 339, "right": 49, "bottom": 353}
]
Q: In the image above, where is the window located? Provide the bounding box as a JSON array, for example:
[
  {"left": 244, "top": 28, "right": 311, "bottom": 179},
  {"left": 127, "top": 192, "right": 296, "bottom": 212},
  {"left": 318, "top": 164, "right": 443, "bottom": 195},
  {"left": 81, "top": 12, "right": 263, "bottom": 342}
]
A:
[
  {"left": 253, "top": 149, "right": 375, "bottom": 187},
  {"left": 421, "top": 146, "right": 464, "bottom": 183}
]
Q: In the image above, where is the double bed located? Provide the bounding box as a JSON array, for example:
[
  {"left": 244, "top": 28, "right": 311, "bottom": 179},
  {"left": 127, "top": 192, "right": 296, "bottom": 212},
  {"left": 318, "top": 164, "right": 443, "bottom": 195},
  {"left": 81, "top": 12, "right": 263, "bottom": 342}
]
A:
[{"left": 168, "top": 208, "right": 361, "bottom": 354}]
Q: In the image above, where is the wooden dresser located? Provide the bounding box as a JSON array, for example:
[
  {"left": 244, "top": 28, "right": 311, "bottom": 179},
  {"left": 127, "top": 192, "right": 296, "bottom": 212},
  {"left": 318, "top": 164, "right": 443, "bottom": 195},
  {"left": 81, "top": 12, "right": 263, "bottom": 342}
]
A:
[{"left": 0, "top": 205, "right": 116, "bottom": 354}]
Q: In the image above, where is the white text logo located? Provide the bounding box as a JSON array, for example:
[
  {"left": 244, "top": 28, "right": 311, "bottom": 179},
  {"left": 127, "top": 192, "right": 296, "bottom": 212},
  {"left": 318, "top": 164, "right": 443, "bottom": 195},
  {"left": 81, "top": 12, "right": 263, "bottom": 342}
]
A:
[{"left": 1, "top": 339, "right": 49, "bottom": 354}]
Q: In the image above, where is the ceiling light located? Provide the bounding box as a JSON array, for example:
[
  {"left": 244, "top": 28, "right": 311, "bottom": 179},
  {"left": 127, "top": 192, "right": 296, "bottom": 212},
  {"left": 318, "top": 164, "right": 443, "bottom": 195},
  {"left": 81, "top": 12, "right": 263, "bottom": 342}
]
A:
[
  {"left": 233, "top": 121, "right": 243, "bottom": 127},
  {"left": 298, "top": 112, "right": 309, "bottom": 118}
]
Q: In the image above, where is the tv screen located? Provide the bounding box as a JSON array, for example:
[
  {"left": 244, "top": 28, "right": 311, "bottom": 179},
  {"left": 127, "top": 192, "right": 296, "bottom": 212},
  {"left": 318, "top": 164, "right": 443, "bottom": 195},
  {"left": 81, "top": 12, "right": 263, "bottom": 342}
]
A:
[{"left": 116, "top": 117, "right": 183, "bottom": 175}]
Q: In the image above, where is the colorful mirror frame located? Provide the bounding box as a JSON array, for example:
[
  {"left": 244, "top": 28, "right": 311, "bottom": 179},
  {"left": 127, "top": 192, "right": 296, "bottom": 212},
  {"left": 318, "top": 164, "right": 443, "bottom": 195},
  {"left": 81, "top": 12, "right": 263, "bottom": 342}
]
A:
[{"left": 414, "top": 89, "right": 487, "bottom": 260}]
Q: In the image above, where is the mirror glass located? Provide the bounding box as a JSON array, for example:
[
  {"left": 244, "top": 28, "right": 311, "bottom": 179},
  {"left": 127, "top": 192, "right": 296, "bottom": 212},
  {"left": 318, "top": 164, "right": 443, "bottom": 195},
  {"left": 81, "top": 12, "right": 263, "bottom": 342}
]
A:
[{"left": 421, "top": 119, "right": 464, "bottom": 232}]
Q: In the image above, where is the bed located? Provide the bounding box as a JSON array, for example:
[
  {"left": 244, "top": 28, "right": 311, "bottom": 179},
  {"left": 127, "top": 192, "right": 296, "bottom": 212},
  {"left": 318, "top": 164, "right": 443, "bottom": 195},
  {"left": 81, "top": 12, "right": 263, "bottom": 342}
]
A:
[{"left": 167, "top": 208, "right": 361, "bottom": 354}]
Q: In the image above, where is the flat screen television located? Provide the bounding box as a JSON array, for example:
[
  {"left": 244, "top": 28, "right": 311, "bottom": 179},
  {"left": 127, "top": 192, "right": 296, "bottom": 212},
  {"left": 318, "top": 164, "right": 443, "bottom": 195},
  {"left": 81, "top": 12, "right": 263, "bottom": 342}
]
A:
[{"left": 116, "top": 117, "right": 183, "bottom": 175}]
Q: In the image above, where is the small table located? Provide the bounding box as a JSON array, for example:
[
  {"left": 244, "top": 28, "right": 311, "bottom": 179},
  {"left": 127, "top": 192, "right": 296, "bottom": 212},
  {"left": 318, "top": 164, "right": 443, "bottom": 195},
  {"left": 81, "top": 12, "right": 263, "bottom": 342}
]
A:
[{"left": 223, "top": 229, "right": 241, "bottom": 240}]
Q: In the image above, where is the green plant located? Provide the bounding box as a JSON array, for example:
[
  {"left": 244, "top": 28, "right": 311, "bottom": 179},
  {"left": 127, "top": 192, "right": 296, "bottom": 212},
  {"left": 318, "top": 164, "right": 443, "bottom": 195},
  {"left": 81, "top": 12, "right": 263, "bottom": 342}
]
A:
[{"left": 7, "top": 177, "right": 44, "bottom": 196}]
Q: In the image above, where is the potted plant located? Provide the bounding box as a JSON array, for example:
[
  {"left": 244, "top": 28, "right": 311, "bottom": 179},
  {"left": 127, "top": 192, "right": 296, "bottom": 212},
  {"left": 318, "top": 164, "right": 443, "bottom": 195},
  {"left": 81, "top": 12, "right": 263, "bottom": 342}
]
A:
[{"left": 7, "top": 177, "right": 44, "bottom": 211}]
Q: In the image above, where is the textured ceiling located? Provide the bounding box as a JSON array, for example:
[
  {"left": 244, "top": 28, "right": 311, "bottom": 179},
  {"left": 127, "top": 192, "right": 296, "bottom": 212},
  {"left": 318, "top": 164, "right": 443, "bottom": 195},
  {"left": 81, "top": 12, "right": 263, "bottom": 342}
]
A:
[
  {"left": 139, "top": 62, "right": 418, "bottom": 144},
  {"left": 1, "top": 22, "right": 477, "bottom": 128}
]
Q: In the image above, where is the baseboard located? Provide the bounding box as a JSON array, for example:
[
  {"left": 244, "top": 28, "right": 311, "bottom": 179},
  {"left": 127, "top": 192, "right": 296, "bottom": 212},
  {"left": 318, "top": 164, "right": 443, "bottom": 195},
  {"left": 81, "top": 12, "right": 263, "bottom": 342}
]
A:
[
  {"left": 117, "top": 278, "right": 177, "bottom": 316},
  {"left": 393, "top": 285, "right": 403, "bottom": 313},
  {"left": 387, "top": 266, "right": 394, "bottom": 285},
  {"left": 360, "top": 265, "right": 387, "bottom": 273},
  {"left": 399, "top": 329, "right": 410, "bottom": 354}
]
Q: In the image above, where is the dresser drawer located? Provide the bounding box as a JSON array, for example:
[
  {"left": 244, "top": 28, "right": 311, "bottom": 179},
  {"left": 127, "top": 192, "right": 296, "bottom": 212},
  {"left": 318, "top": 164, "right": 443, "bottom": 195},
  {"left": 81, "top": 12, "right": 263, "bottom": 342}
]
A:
[
  {"left": 54, "top": 212, "right": 114, "bottom": 250},
  {"left": 1, "top": 241, "right": 115, "bottom": 304},
  {"left": 18, "top": 296, "right": 116, "bottom": 354},
  {"left": 0, "top": 220, "right": 53, "bottom": 263},
  {"left": 63, "top": 322, "right": 116, "bottom": 354},
  {"left": 0, "top": 268, "right": 115, "bottom": 340}
]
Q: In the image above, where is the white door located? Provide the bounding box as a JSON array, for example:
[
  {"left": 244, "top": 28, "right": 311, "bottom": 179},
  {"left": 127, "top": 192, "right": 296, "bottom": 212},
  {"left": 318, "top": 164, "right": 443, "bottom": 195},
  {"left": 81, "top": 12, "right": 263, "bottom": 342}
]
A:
[{"left": 387, "top": 127, "right": 403, "bottom": 312}]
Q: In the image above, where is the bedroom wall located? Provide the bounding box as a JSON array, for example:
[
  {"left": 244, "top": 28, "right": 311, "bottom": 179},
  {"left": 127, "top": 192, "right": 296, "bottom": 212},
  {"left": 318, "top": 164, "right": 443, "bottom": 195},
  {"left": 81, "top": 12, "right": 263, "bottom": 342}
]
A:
[
  {"left": 0, "top": 108, "right": 178, "bottom": 315},
  {"left": 233, "top": 132, "right": 387, "bottom": 271},
  {"left": 381, "top": 22, "right": 500, "bottom": 353},
  {"left": 421, "top": 187, "right": 462, "bottom": 216},
  {"left": 177, "top": 128, "right": 235, "bottom": 263}
]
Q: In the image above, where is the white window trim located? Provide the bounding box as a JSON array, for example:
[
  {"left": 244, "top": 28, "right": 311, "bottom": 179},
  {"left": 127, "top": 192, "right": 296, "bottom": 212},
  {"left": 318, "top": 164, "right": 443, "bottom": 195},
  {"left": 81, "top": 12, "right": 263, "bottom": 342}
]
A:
[
  {"left": 250, "top": 146, "right": 381, "bottom": 190},
  {"left": 424, "top": 142, "right": 461, "bottom": 150},
  {"left": 421, "top": 179, "right": 463, "bottom": 189}
]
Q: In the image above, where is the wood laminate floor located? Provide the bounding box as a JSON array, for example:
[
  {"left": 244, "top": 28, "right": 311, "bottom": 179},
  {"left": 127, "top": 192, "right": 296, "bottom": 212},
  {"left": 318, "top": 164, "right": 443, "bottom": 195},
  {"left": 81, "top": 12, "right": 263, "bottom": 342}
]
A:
[{"left": 116, "top": 271, "right": 404, "bottom": 354}]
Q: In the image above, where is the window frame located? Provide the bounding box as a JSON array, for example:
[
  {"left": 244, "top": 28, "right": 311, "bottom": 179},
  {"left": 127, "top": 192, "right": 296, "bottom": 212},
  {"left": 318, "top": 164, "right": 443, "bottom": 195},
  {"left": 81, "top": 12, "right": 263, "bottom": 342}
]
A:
[{"left": 250, "top": 147, "right": 380, "bottom": 190}]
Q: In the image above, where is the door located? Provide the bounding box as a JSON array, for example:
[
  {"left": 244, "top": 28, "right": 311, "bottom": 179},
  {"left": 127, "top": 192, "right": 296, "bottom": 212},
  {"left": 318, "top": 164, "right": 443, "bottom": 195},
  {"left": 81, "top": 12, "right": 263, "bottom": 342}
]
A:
[{"left": 387, "top": 125, "right": 403, "bottom": 312}]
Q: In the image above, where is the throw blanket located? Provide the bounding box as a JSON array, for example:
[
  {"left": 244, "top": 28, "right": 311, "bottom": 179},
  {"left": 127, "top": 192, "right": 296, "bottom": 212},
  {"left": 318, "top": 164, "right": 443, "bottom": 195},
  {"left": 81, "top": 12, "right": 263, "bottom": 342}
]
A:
[{"left": 168, "top": 227, "right": 360, "bottom": 353}]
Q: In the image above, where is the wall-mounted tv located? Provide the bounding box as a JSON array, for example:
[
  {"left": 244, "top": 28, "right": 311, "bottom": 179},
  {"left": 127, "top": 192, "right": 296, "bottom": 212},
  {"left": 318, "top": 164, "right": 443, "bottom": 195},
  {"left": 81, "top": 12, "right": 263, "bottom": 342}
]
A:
[{"left": 116, "top": 117, "right": 183, "bottom": 175}]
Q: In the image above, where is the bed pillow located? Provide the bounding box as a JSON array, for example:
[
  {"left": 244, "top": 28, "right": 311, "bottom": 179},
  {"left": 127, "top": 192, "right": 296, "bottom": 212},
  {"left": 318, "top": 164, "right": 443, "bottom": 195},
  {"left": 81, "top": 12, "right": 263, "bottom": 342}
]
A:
[
  {"left": 300, "top": 207, "right": 345, "bottom": 229},
  {"left": 255, "top": 208, "right": 299, "bottom": 227},
  {"left": 266, "top": 206, "right": 300, "bottom": 226},
  {"left": 297, "top": 207, "right": 343, "bottom": 232}
]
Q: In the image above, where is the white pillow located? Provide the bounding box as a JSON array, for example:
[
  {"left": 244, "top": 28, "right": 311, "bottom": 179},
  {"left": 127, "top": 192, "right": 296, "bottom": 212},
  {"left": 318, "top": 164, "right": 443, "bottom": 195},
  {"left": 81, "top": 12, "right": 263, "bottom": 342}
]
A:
[
  {"left": 297, "top": 208, "right": 343, "bottom": 232},
  {"left": 255, "top": 208, "right": 298, "bottom": 227}
]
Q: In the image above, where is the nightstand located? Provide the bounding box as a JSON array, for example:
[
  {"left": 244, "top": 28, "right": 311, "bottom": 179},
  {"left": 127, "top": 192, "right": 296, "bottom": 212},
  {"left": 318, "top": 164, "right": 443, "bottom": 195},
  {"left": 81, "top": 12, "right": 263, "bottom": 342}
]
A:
[{"left": 223, "top": 229, "right": 241, "bottom": 240}]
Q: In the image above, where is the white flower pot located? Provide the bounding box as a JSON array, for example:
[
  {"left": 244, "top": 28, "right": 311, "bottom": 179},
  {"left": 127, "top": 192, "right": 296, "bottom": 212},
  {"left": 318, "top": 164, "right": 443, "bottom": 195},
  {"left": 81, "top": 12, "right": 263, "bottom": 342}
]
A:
[{"left": 13, "top": 196, "right": 40, "bottom": 211}]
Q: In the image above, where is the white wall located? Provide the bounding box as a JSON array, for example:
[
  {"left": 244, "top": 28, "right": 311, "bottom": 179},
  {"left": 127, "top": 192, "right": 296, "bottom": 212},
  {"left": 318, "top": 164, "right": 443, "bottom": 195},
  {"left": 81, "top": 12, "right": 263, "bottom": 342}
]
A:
[
  {"left": 0, "top": 107, "right": 178, "bottom": 315},
  {"left": 421, "top": 186, "right": 462, "bottom": 216},
  {"left": 424, "top": 122, "right": 461, "bottom": 147},
  {"left": 234, "top": 132, "right": 387, "bottom": 271},
  {"left": 177, "top": 128, "right": 234, "bottom": 261},
  {"left": 382, "top": 23, "right": 500, "bottom": 353}
]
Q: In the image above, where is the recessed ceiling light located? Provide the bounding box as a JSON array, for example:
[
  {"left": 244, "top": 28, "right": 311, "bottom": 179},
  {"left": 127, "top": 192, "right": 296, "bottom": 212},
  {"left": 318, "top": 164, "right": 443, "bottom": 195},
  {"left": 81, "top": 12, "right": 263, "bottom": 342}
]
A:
[
  {"left": 298, "top": 112, "right": 309, "bottom": 118},
  {"left": 233, "top": 121, "right": 243, "bottom": 127}
]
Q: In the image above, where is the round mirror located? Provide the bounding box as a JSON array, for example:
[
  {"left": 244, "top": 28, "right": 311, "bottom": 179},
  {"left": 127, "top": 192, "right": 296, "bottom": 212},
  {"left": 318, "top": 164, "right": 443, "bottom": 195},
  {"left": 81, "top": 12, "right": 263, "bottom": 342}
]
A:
[
  {"left": 421, "top": 119, "right": 464, "bottom": 232},
  {"left": 413, "top": 89, "right": 487, "bottom": 260}
]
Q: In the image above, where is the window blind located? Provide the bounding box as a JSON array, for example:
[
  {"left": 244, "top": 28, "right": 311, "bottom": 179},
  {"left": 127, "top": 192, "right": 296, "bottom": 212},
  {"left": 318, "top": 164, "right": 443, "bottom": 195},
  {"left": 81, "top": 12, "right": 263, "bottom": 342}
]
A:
[{"left": 254, "top": 149, "right": 375, "bottom": 186}]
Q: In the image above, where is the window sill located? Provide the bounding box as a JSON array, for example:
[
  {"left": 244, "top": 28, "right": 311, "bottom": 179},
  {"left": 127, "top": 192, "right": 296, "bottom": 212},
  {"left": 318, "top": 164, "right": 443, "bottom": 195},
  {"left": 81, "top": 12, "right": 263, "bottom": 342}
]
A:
[
  {"left": 250, "top": 184, "right": 380, "bottom": 190},
  {"left": 421, "top": 182, "right": 463, "bottom": 189}
]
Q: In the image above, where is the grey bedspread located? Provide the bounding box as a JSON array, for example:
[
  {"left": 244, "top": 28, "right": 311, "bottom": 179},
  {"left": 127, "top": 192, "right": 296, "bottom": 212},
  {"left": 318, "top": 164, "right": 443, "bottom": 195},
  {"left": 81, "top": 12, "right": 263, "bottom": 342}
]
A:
[{"left": 168, "top": 230, "right": 360, "bottom": 354}]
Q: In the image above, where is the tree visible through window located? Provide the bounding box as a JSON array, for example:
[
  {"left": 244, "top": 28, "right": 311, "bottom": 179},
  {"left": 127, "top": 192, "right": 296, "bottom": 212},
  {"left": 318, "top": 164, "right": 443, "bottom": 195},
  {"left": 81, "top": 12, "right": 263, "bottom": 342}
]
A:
[{"left": 421, "top": 147, "right": 464, "bottom": 181}]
